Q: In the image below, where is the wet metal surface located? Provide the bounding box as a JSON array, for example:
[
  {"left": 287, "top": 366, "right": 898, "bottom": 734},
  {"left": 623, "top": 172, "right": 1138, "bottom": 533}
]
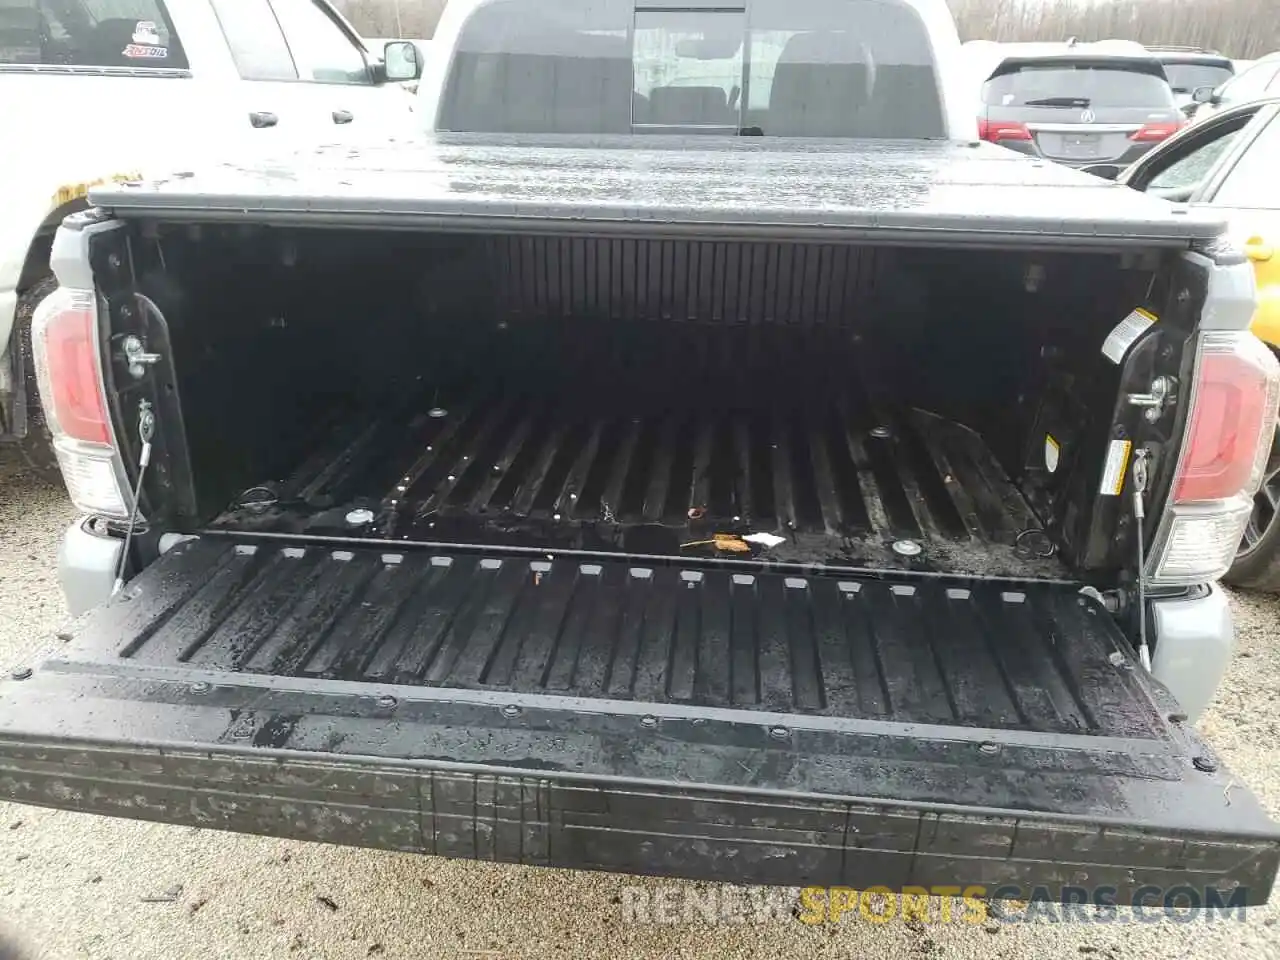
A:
[{"left": 89, "top": 135, "right": 1228, "bottom": 243}]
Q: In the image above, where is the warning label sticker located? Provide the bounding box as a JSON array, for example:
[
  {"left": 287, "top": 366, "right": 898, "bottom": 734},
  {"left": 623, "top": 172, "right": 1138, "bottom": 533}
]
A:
[
  {"left": 1045, "top": 434, "right": 1060, "bottom": 473},
  {"left": 1101, "top": 308, "right": 1157, "bottom": 365},
  {"left": 1099, "top": 439, "right": 1133, "bottom": 496}
]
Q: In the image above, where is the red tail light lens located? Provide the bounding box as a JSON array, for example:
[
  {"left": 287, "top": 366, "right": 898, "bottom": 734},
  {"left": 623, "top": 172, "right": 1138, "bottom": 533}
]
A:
[
  {"left": 1174, "top": 333, "right": 1280, "bottom": 504},
  {"left": 1150, "top": 332, "right": 1279, "bottom": 586},
  {"left": 978, "top": 119, "right": 1033, "bottom": 142},
  {"left": 1131, "top": 122, "right": 1184, "bottom": 142},
  {"left": 31, "top": 288, "right": 110, "bottom": 445}
]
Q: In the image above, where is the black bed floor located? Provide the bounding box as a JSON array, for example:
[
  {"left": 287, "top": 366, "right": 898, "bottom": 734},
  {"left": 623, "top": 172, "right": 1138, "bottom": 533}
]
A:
[{"left": 208, "top": 322, "right": 1064, "bottom": 578}]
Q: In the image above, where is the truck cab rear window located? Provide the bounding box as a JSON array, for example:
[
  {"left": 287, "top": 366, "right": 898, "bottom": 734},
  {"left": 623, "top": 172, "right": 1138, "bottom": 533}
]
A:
[
  {"left": 0, "top": 0, "right": 186, "bottom": 68},
  {"left": 438, "top": 0, "right": 944, "bottom": 138},
  {"left": 983, "top": 62, "right": 1175, "bottom": 109}
]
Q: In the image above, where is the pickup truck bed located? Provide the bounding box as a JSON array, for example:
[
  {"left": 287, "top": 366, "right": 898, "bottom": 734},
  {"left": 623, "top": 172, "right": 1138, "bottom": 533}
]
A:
[{"left": 3, "top": 135, "right": 1275, "bottom": 902}]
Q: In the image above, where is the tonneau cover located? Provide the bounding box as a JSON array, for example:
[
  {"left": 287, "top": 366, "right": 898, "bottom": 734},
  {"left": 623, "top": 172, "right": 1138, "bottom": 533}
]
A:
[{"left": 87, "top": 135, "right": 1228, "bottom": 245}]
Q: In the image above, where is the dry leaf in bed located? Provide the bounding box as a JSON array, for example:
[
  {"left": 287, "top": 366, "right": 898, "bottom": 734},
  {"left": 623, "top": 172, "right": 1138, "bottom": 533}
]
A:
[{"left": 680, "top": 534, "right": 751, "bottom": 553}]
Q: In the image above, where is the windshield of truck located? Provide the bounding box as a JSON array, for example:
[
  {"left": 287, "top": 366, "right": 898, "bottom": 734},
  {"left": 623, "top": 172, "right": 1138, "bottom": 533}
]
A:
[
  {"left": 1162, "top": 61, "right": 1233, "bottom": 93},
  {"left": 983, "top": 61, "right": 1175, "bottom": 109},
  {"left": 0, "top": 0, "right": 186, "bottom": 68},
  {"left": 438, "top": 0, "right": 945, "bottom": 138}
]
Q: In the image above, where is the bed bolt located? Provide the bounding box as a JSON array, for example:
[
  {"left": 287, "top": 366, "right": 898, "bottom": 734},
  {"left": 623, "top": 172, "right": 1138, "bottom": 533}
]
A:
[
  {"left": 189, "top": 681, "right": 210, "bottom": 695},
  {"left": 502, "top": 705, "right": 521, "bottom": 719},
  {"left": 892, "top": 539, "right": 923, "bottom": 557},
  {"left": 640, "top": 715, "right": 658, "bottom": 729},
  {"left": 9, "top": 668, "right": 32, "bottom": 681},
  {"left": 1192, "top": 756, "right": 1218, "bottom": 773},
  {"left": 345, "top": 508, "right": 375, "bottom": 526},
  {"left": 428, "top": 408, "right": 447, "bottom": 419},
  {"left": 376, "top": 695, "right": 397, "bottom": 709},
  {"left": 979, "top": 742, "right": 1000, "bottom": 756},
  {"left": 870, "top": 426, "right": 891, "bottom": 439},
  {"left": 769, "top": 726, "right": 790, "bottom": 741}
]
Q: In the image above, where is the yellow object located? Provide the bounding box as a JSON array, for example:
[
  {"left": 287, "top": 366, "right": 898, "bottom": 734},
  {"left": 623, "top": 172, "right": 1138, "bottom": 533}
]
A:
[
  {"left": 1246, "top": 234, "right": 1280, "bottom": 349},
  {"left": 50, "top": 172, "right": 142, "bottom": 208},
  {"left": 681, "top": 534, "right": 751, "bottom": 553}
]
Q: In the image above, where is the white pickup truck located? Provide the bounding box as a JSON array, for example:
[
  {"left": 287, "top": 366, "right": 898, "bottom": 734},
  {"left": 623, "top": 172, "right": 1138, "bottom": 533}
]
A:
[{"left": 0, "top": 0, "right": 421, "bottom": 472}]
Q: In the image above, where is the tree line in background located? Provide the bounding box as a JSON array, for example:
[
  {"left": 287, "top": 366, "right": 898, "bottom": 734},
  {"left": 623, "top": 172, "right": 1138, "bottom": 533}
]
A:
[
  {"left": 949, "top": 0, "right": 1280, "bottom": 59},
  {"left": 334, "top": 0, "right": 446, "bottom": 42},
  {"left": 333, "top": 0, "right": 1280, "bottom": 60}
]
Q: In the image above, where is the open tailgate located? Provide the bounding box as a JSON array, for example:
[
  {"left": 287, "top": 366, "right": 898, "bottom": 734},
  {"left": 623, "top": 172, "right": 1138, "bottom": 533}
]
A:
[{"left": 1, "top": 537, "right": 1277, "bottom": 901}]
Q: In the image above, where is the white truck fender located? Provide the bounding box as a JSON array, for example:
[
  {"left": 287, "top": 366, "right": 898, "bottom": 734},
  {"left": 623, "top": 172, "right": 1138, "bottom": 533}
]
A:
[{"left": 0, "top": 174, "right": 140, "bottom": 382}]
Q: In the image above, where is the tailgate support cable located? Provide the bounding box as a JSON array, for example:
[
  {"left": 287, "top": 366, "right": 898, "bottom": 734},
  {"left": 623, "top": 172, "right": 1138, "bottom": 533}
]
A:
[
  {"left": 1132, "top": 448, "right": 1152, "bottom": 671},
  {"left": 112, "top": 399, "right": 155, "bottom": 596}
]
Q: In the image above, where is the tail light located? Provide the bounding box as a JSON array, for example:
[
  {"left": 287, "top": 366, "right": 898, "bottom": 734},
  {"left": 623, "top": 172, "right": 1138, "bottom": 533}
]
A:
[
  {"left": 1149, "top": 331, "right": 1280, "bottom": 585},
  {"left": 1131, "top": 121, "right": 1184, "bottom": 142},
  {"left": 978, "top": 119, "right": 1033, "bottom": 142},
  {"left": 30, "top": 287, "right": 130, "bottom": 518}
]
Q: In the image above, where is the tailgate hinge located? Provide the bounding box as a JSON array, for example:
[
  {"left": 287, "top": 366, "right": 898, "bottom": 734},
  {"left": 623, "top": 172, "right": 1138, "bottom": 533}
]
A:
[
  {"left": 122, "top": 334, "right": 162, "bottom": 380},
  {"left": 1127, "top": 375, "right": 1177, "bottom": 423}
]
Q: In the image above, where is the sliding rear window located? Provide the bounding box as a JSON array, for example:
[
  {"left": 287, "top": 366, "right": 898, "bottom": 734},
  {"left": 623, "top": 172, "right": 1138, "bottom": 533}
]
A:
[
  {"left": 983, "top": 60, "right": 1175, "bottom": 109},
  {"left": 438, "top": 0, "right": 944, "bottom": 138},
  {"left": 0, "top": 0, "right": 187, "bottom": 68}
]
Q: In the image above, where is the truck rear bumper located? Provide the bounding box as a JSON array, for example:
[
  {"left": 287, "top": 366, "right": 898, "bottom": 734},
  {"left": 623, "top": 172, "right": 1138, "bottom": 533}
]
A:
[
  {"left": 15, "top": 536, "right": 1280, "bottom": 900},
  {"left": 57, "top": 517, "right": 123, "bottom": 617},
  {"left": 1150, "top": 584, "right": 1235, "bottom": 723}
]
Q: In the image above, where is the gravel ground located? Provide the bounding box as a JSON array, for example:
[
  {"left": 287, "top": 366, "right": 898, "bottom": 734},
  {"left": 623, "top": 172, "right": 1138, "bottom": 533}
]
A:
[{"left": 2, "top": 445, "right": 1279, "bottom": 959}]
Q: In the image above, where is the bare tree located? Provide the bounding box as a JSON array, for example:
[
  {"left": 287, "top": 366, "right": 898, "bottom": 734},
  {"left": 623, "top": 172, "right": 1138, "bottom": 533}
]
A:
[
  {"left": 333, "top": 0, "right": 447, "bottom": 39},
  {"left": 332, "top": 0, "right": 1275, "bottom": 57},
  {"left": 949, "top": 0, "right": 1280, "bottom": 58}
]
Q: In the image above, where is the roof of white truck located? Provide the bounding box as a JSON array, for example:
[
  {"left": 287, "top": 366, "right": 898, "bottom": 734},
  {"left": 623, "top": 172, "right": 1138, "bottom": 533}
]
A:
[{"left": 87, "top": 134, "right": 1228, "bottom": 246}]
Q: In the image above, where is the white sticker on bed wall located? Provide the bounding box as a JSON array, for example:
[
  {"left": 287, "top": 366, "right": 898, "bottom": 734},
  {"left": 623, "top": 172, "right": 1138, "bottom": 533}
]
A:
[
  {"left": 1101, "top": 308, "right": 1157, "bottom": 364},
  {"left": 1099, "top": 439, "right": 1132, "bottom": 496},
  {"left": 1045, "top": 434, "right": 1060, "bottom": 473}
]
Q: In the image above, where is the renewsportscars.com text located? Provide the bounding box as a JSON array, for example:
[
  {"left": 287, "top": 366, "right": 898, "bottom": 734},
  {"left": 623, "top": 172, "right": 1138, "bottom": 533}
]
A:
[{"left": 618, "top": 885, "right": 1252, "bottom": 926}]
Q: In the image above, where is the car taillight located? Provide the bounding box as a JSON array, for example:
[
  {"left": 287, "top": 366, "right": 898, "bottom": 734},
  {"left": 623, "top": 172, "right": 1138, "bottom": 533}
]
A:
[
  {"left": 978, "top": 118, "right": 1033, "bottom": 142},
  {"left": 1131, "top": 121, "right": 1184, "bottom": 142},
  {"left": 1150, "top": 331, "right": 1280, "bottom": 585},
  {"left": 30, "top": 287, "right": 129, "bottom": 518}
]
